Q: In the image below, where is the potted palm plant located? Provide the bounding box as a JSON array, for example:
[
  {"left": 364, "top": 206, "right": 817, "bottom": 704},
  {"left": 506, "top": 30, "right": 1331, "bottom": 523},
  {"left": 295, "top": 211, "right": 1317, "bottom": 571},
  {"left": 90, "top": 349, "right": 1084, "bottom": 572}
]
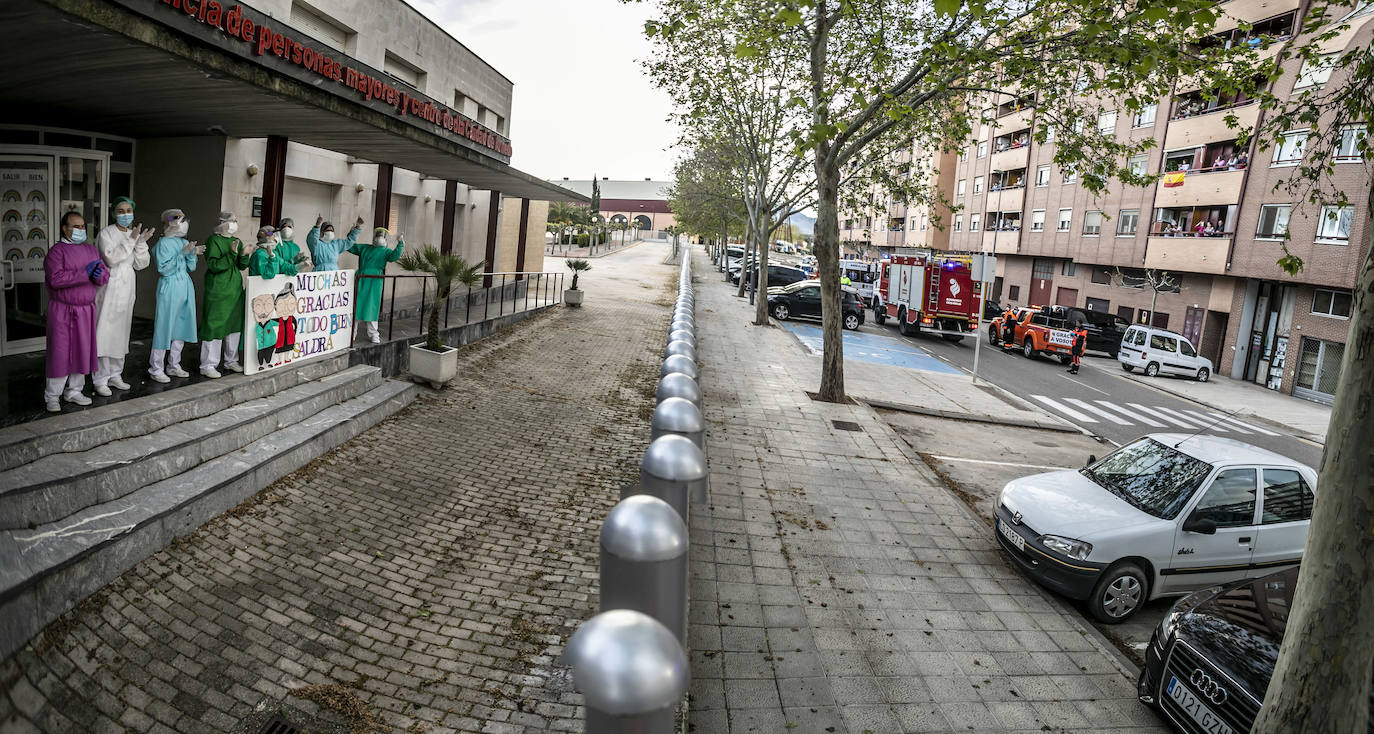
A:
[
  {"left": 564, "top": 259, "right": 591, "bottom": 307},
  {"left": 397, "top": 246, "right": 484, "bottom": 388}
]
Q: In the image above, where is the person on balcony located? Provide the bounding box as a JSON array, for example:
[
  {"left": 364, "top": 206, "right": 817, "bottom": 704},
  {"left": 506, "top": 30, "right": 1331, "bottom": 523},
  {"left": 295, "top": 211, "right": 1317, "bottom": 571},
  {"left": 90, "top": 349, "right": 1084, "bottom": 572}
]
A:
[
  {"left": 351, "top": 227, "right": 406, "bottom": 344},
  {"left": 1236, "top": 152, "right": 1248, "bottom": 169},
  {"left": 44, "top": 211, "right": 109, "bottom": 412}
]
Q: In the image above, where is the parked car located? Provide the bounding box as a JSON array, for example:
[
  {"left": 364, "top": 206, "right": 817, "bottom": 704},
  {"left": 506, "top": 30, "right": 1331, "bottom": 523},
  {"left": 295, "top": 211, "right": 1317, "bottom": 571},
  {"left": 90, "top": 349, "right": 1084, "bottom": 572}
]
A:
[
  {"left": 740, "top": 264, "right": 808, "bottom": 289},
  {"left": 982, "top": 299, "right": 1005, "bottom": 322},
  {"left": 995, "top": 434, "right": 1317, "bottom": 623},
  {"left": 1078, "top": 308, "right": 1131, "bottom": 357},
  {"left": 1138, "top": 565, "right": 1374, "bottom": 733},
  {"left": 767, "top": 281, "right": 866, "bottom": 330},
  {"left": 1119, "top": 325, "right": 1214, "bottom": 381},
  {"left": 721, "top": 246, "right": 745, "bottom": 272}
]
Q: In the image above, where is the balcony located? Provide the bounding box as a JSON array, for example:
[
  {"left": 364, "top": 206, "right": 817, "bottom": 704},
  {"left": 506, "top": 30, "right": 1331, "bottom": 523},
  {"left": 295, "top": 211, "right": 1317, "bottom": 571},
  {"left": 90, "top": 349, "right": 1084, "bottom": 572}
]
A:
[
  {"left": 1214, "top": 0, "right": 1301, "bottom": 35},
  {"left": 990, "top": 145, "right": 1030, "bottom": 174},
  {"left": 887, "top": 230, "right": 906, "bottom": 246},
  {"left": 996, "top": 107, "right": 1034, "bottom": 133},
  {"left": 986, "top": 230, "right": 1021, "bottom": 254},
  {"left": 1145, "top": 235, "right": 1231, "bottom": 274},
  {"left": 985, "top": 184, "right": 1024, "bottom": 212},
  {"left": 1165, "top": 103, "right": 1261, "bottom": 149},
  {"left": 1155, "top": 169, "right": 1245, "bottom": 208}
]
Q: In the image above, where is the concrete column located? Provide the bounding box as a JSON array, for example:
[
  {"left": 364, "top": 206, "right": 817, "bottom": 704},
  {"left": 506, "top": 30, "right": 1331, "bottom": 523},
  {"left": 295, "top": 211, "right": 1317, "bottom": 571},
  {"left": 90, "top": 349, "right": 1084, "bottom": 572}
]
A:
[
  {"left": 259, "top": 135, "right": 288, "bottom": 228},
  {"left": 514, "top": 198, "right": 531, "bottom": 280},
  {"left": 373, "top": 162, "right": 394, "bottom": 233},
  {"left": 441, "top": 180, "right": 458, "bottom": 255},
  {"left": 483, "top": 190, "right": 501, "bottom": 287}
]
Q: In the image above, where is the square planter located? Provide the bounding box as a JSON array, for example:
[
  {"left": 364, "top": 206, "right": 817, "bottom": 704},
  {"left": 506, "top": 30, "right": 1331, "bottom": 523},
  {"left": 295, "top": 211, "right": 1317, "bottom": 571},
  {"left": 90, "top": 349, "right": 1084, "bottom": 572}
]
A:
[
  {"left": 409, "top": 343, "right": 458, "bottom": 388},
  {"left": 564, "top": 289, "right": 584, "bottom": 307}
]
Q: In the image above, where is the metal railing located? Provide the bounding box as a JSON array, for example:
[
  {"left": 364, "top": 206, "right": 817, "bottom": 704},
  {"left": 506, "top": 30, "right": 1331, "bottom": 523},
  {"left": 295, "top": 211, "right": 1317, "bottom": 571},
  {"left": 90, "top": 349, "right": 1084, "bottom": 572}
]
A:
[
  {"left": 356, "top": 270, "right": 565, "bottom": 342},
  {"left": 564, "top": 251, "right": 701, "bottom": 732}
]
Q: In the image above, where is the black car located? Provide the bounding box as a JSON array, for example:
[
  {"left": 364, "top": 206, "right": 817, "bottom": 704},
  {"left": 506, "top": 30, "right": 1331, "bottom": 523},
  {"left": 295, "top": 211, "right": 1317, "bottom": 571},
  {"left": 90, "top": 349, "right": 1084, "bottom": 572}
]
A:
[
  {"left": 1048, "top": 306, "right": 1130, "bottom": 357},
  {"left": 982, "top": 299, "right": 1005, "bottom": 321},
  {"left": 767, "top": 281, "right": 865, "bottom": 330},
  {"left": 1138, "top": 565, "right": 1374, "bottom": 733},
  {"left": 738, "top": 264, "right": 809, "bottom": 288}
]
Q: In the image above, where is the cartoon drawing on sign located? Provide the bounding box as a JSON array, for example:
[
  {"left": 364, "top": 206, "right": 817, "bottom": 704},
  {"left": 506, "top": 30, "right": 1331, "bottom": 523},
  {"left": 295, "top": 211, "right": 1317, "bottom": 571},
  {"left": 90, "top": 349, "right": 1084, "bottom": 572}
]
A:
[
  {"left": 252, "top": 293, "right": 278, "bottom": 370},
  {"left": 274, "top": 282, "right": 299, "bottom": 362}
]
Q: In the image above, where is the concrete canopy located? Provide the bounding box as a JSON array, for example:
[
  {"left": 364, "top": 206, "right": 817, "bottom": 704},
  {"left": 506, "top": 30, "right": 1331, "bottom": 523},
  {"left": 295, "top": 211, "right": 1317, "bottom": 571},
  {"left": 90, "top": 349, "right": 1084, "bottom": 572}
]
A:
[{"left": 3, "top": 0, "right": 586, "bottom": 204}]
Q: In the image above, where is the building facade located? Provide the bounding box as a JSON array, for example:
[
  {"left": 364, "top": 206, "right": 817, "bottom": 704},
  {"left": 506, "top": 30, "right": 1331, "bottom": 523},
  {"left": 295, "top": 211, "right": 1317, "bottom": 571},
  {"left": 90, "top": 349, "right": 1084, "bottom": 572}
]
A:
[
  {"left": 0, "top": 0, "right": 579, "bottom": 361},
  {"left": 848, "top": 0, "right": 1371, "bottom": 404},
  {"left": 551, "top": 179, "right": 679, "bottom": 233}
]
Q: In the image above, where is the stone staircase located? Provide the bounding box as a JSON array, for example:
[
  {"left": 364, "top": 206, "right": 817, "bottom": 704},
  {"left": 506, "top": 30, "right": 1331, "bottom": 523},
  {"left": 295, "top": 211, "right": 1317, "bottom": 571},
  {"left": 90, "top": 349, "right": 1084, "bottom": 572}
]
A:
[{"left": 0, "top": 353, "right": 416, "bottom": 659}]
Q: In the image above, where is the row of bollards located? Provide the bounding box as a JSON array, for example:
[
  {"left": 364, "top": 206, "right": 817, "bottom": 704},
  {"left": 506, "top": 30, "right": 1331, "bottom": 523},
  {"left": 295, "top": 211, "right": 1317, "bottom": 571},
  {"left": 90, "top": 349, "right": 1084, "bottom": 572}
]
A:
[{"left": 563, "top": 251, "right": 703, "bottom": 733}]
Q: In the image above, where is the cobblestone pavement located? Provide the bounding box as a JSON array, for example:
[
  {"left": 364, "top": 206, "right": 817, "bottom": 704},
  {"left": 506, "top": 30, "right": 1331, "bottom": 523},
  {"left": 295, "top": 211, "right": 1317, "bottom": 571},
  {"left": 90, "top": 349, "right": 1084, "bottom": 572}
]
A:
[
  {"left": 0, "top": 243, "right": 678, "bottom": 733},
  {"left": 687, "top": 248, "right": 1166, "bottom": 734}
]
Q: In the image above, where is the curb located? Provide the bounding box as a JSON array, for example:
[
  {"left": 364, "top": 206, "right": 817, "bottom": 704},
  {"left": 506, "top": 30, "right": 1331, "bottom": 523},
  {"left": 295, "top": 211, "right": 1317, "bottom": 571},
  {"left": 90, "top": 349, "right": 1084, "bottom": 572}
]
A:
[{"left": 859, "top": 397, "right": 1083, "bottom": 433}]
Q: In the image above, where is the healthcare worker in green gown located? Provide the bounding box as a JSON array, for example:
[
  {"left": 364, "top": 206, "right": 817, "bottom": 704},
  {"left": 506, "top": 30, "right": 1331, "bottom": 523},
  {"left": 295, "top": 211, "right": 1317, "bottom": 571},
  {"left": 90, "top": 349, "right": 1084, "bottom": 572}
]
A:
[
  {"left": 351, "top": 227, "right": 405, "bottom": 343},
  {"left": 247, "top": 226, "right": 283, "bottom": 278},
  {"left": 198, "top": 210, "right": 249, "bottom": 378},
  {"left": 273, "top": 217, "right": 311, "bottom": 274}
]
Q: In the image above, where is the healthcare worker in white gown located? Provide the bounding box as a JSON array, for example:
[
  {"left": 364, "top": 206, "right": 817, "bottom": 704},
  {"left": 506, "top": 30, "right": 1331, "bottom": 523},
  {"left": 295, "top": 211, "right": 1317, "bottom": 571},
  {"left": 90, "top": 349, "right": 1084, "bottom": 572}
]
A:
[{"left": 93, "top": 196, "right": 155, "bottom": 395}]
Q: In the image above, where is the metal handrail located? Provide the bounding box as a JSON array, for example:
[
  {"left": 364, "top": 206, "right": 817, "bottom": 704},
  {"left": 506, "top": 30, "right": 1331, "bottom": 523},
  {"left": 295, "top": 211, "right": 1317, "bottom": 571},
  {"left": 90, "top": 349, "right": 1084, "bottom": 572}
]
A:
[{"left": 356, "top": 270, "right": 565, "bottom": 342}]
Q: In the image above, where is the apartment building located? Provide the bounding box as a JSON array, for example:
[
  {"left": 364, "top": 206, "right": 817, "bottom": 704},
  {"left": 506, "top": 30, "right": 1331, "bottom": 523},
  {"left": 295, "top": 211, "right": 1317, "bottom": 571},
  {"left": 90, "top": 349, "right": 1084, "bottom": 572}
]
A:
[
  {"left": 840, "top": 147, "right": 955, "bottom": 257},
  {"left": 852, "top": 0, "right": 1371, "bottom": 404}
]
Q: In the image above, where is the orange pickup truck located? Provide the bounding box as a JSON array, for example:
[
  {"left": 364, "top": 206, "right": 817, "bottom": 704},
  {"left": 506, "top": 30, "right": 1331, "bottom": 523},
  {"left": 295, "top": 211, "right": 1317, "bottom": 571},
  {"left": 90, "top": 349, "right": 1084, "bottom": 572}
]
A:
[{"left": 991, "top": 306, "right": 1076, "bottom": 365}]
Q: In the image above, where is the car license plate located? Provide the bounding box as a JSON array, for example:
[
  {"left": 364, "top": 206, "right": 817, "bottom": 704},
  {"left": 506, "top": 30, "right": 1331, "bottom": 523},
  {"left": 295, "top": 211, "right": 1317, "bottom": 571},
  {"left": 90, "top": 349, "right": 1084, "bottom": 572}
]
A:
[
  {"left": 1049, "top": 330, "right": 1073, "bottom": 347},
  {"left": 997, "top": 518, "right": 1025, "bottom": 551},
  {"left": 1167, "top": 677, "right": 1235, "bottom": 734}
]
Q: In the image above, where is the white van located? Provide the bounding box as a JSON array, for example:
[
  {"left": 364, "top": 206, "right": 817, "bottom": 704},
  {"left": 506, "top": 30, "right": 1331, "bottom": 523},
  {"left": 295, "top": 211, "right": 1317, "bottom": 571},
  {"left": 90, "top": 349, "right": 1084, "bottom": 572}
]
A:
[{"left": 1118, "top": 325, "right": 1213, "bottom": 381}]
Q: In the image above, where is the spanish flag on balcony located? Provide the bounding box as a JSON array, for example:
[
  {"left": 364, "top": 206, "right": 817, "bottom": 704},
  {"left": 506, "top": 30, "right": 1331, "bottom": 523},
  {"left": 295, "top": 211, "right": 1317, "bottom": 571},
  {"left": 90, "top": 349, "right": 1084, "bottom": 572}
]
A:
[{"left": 1163, "top": 171, "right": 1186, "bottom": 188}]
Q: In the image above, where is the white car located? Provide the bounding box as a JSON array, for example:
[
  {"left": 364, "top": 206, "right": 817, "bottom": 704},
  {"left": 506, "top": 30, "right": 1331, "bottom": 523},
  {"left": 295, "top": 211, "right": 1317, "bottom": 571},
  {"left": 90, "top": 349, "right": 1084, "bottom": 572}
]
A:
[
  {"left": 995, "top": 434, "right": 1316, "bottom": 623},
  {"left": 1118, "top": 325, "right": 1213, "bottom": 381}
]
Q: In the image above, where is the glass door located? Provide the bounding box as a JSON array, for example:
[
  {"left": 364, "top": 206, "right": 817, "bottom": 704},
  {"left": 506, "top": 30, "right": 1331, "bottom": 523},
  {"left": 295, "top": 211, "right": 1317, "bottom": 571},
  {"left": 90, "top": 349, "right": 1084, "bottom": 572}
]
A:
[{"left": 0, "top": 155, "right": 54, "bottom": 355}]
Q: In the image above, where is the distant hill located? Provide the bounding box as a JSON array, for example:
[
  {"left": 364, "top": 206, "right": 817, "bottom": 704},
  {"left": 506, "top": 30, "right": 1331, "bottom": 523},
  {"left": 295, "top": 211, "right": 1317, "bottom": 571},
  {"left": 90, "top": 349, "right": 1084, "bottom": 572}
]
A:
[{"left": 780, "top": 213, "right": 815, "bottom": 236}]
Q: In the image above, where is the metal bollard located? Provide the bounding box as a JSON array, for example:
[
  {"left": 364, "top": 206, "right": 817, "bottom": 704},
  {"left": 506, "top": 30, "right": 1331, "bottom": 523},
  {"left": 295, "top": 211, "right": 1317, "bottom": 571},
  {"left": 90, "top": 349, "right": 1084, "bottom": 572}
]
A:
[
  {"left": 564, "top": 609, "right": 689, "bottom": 733},
  {"left": 668, "top": 328, "right": 695, "bottom": 348},
  {"left": 600, "top": 495, "right": 689, "bottom": 643},
  {"left": 673, "top": 306, "right": 693, "bottom": 320},
  {"left": 651, "top": 397, "right": 705, "bottom": 450},
  {"left": 663, "top": 339, "right": 695, "bottom": 362},
  {"left": 670, "top": 319, "right": 693, "bottom": 336},
  {"left": 656, "top": 372, "right": 701, "bottom": 408},
  {"left": 661, "top": 354, "right": 699, "bottom": 382},
  {"left": 639, "top": 434, "right": 707, "bottom": 520}
]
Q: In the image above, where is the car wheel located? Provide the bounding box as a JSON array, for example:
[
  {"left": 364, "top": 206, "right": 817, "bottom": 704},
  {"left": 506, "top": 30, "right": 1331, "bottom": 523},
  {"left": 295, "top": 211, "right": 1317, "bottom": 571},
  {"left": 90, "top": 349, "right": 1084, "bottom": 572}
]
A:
[
  {"left": 1145, "top": 362, "right": 1160, "bottom": 377},
  {"left": 1122, "top": 364, "right": 1135, "bottom": 373},
  {"left": 844, "top": 313, "right": 860, "bottom": 331},
  {"left": 897, "top": 308, "right": 912, "bottom": 336},
  {"left": 772, "top": 303, "right": 790, "bottom": 321},
  {"left": 988, "top": 325, "right": 1000, "bottom": 345},
  {"left": 1089, "top": 562, "right": 1149, "bottom": 623},
  {"left": 1059, "top": 354, "right": 1072, "bottom": 366},
  {"left": 1196, "top": 367, "right": 1210, "bottom": 382},
  {"left": 875, "top": 306, "right": 886, "bottom": 325},
  {"left": 1022, "top": 339, "right": 1036, "bottom": 359}
]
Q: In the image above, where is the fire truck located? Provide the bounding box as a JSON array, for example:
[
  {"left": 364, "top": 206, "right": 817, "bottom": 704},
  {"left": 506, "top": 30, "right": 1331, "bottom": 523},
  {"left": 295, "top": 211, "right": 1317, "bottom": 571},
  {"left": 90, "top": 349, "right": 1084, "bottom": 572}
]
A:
[{"left": 873, "top": 254, "right": 981, "bottom": 342}]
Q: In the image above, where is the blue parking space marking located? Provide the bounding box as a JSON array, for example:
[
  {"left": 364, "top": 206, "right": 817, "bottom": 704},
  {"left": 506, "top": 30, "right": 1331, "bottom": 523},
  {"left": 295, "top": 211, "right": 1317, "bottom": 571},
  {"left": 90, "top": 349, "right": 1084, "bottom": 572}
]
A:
[{"left": 782, "top": 322, "right": 963, "bottom": 375}]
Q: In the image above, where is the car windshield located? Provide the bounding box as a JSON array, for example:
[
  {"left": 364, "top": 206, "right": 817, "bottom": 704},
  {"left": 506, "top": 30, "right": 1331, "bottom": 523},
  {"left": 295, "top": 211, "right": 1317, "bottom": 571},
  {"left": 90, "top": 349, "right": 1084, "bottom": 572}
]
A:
[{"left": 1081, "top": 438, "right": 1214, "bottom": 519}]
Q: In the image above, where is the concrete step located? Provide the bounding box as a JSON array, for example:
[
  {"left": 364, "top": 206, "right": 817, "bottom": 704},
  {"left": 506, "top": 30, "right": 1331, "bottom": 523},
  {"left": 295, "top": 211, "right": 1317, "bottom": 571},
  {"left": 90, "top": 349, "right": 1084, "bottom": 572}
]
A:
[
  {"left": 0, "top": 378, "right": 416, "bottom": 660},
  {"left": 0, "top": 365, "right": 383, "bottom": 531},
  {"left": 0, "top": 351, "right": 351, "bottom": 473}
]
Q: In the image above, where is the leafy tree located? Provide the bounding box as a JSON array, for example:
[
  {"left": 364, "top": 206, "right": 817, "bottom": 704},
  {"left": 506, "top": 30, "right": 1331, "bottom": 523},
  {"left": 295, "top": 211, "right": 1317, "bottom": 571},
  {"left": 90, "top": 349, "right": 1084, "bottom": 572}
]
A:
[
  {"left": 396, "top": 247, "right": 484, "bottom": 352},
  {"left": 1111, "top": 267, "right": 1179, "bottom": 326}
]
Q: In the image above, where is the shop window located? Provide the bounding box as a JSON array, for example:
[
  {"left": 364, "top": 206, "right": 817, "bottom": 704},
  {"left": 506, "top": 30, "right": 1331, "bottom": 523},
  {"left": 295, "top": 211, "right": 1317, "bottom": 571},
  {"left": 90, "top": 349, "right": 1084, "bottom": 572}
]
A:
[
  {"left": 1316, "top": 205, "right": 1353, "bottom": 243},
  {"left": 1256, "top": 204, "right": 1291, "bottom": 239},
  {"left": 1036, "top": 165, "right": 1051, "bottom": 186},
  {"left": 1336, "top": 126, "right": 1367, "bottom": 162},
  {"left": 1272, "top": 130, "right": 1307, "bottom": 166},
  {"left": 1312, "top": 288, "right": 1352, "bottom": 318},
  {"left": 1295, "top": 338, "right": 1344, "bottom": 402},
  {"left": 1057, "top": 208, "right": 1072, "bottom": 231},
  {"left": 1030, "top": 210, "right": 1046, "bottom": 231},
  {"left": 1117, "top": 209, "right": 1139, "bottom": 235},
  {"left": 1082, "top": 210, "right": 1103, "bottom": 235}
]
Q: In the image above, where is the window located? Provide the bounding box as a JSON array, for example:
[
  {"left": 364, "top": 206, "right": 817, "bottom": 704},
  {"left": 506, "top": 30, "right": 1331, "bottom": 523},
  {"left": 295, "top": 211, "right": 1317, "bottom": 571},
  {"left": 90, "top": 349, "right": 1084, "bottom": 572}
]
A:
[
  {"left": 1345, "top": 0, "right": 1373, "bottom": 19},
  {"left": 1128, "top": 154, "right": 1149, "bottom": 177},
  {"left": 954, "top": 215, "right": 963, "bottom": 232},
  {"left": 1262, "top": 469, "right": 1313, "bottom": 524},
  {"left": 1316, "top": 205, "right": 1353, "bottom": 243},
  {"left": 383, "top": 51, "right": 425, "bottom": 90},
  {"left": 1081, "top": 210, "right": 1103, "bottom": 235},
  {"left": 1032, "top": 258, "right": 1056, "bottom": 279},
  {"left": 970, "top": 214, "right": 981, "bottom": 232},
  {"left": 1272, "top": 130, "right": 1307, "bottom": 166},
  {"left": 1084, "top": 438, "right": 1213, "bottom": 519},
  {"left": 1098, "top": 111, "right": 1118, "bottom": 134},
  {"left": 1336, "top": 125, "right": 1367, "bottom": 162},
  {"left": 1008, "top": 285, "right": 1020, "bottom": 300},
  {"left": 1057, "top": 208, "right": 1072, "bottom": 231},
  {"left": 1036, "top": 165, "right": 1051, "bottom": 186},
  {"left": 1061, "top": 261, "right": 1077, "bottom": 276},
  {"left": 1191, "top": 469, "right": 1258, "bottom": 529},
  {"left": 1312, "top": 288, "right": 1353, "bottom": 318},
  {"left": 1180, "top": 339, "right": 1196, "bottom": 357},
  {"left": 1063, "top": 168, "right": 1077, "bottom": 185},
  {"left": 1294, "top": 54, "right": 1337, "bottom": 90},
  {"left": 1086, "top": 296, "right": 1110, "bottom": 312},
  {"left": 1150, "top": 334, "right": 1177, "bottom": 352},
  {"left": 1092, "top": 268, "right": 1112, "bottom": 285},
  {"left": 1117, "top": 209, "right": 1139, "bottom": 235},
  {"left": 920, "top": 213, "right": 928, "bottom": 231},
  {"left": 1256, "top": 204, "right": 1292, "bottom": 239},
  {"left": 959, "top": 149, "right": 969, "bottom": 162},
  {"left": 290, "top": 3, "right": 352, "bottom": 51},
  {"left": 957, "top": 179, "right": 967, "bottom": 197},
  {"left": 977, "top": 142, "right": 988, "bottom": 158},
  {"left": 1132, "top": 104, "right": 1157, "bottom": 128},
  {"left": 1031, "top": 210, "right": 1046, "bottom": 231},
  {"left": 973, "top": 176, "right": 984, "bottom": 195}
]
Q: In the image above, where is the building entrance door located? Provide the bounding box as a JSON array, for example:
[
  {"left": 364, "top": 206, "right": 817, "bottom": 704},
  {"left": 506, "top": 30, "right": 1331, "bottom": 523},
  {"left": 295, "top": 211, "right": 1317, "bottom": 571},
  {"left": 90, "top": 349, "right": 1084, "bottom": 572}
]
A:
[
  {"left": 1029, "top": 258, "right": 1054, "bottom": 305},
  {"left": 0, "top": 150, "right": 108, "bottom": 356}
]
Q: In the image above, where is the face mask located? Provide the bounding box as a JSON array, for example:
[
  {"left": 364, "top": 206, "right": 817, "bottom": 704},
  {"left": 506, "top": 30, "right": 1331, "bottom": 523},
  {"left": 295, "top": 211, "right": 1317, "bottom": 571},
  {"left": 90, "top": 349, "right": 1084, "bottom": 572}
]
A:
[
  {"left": 281, "top": 227, "right": 294, "bottom": 239},
  {"left": 174, "top": 221, "right": 189, "bottom": 237},
  {"left": 322, "top": 231, "right": 335, "bottom": 242},
  {"left": 226, "top": 221, "right": 239, "bottom": 235},
  {"left": 375, "top": 236, "right": 388, "bottom": 247},
  {"left": 116, "top": 213, "right": 134, "bottom": 228},
  {"left": 70, "top": 228, "right": 87, "bottom": 244}
]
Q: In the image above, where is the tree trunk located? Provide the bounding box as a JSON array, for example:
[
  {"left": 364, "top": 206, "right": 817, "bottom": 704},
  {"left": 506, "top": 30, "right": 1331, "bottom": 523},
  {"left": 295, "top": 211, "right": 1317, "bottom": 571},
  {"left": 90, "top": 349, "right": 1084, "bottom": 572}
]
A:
[
  {"left": 426, "top": 290, "right": 443, "bottom": 351},
  {"left": 1252, "top": 189, "right": 1374, "bottom": 732},
  {"left": 754, "top": 218, "right": 771, "bottom": 326},
  {"left": 814, "top": 161, "right": 845, "bottom": 402},
  {"left": 737, "top": 219, "right": 755, "bottom": 298}
]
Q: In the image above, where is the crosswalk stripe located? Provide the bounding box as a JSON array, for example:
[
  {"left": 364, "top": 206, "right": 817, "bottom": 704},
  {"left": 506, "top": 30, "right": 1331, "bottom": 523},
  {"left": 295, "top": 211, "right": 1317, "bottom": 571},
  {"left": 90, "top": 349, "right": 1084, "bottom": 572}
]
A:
[
  {"left": 1032, "top": 395, "right": 1098, "bottom": 423},
  {"left": 1065, "top": 398, "right": 1133, "bottom": 425},
  {"left": 1179, "top": 409, "right": 1251, "bottom": 434},
  {"left": 1151, "top": 405, "right": 1211, "bottom": 429},
  {"left": 1126, "top": 403, "right": 1199, "bottom": 429},
  {"left": 1094, "top": 401, "right": 1167, "bottom": 427},
  {"left": 1208, "top": 412, "right": 1281, "bottom": 436}
]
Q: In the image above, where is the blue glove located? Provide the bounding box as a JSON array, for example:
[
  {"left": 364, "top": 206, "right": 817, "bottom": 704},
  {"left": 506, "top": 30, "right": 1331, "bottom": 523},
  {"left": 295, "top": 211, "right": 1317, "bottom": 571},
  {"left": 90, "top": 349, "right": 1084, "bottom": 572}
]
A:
[{"left": 85, "top": 260, "right": 98, "bottom": 276}]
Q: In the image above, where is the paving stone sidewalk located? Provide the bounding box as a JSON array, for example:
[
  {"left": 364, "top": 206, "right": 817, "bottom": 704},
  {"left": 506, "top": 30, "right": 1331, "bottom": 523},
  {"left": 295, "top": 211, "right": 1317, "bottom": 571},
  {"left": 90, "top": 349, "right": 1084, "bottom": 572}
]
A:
[
  {"left": 0, "top": 243, "right": 678, "bottom": 733},
  {"left": 687, "top": 247, "right": 1166, "bottom": 734}
]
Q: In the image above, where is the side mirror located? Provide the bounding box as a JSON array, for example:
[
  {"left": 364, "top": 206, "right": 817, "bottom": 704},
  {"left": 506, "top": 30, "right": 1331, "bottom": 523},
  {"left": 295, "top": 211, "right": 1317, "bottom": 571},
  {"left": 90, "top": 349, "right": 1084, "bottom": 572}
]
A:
[
  {"left": 1085, "top": 455, "right": 1097, "bottom": 467},
  {"left": 1182, "top": 515, "right": 1218, "bottom": 535}
]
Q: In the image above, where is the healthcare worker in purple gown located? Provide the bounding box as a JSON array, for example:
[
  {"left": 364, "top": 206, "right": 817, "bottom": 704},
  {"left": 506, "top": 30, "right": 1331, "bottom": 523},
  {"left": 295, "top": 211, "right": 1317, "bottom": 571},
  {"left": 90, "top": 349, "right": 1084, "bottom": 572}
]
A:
[{"left": 44, "top": 211, "right": 110, "bottom": 412}]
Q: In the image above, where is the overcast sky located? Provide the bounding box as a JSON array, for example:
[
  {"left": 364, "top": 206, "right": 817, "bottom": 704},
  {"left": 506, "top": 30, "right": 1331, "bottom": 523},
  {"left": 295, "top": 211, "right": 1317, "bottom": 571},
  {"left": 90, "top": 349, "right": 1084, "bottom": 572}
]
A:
[{"left": 409, "top": 0, "right": 680, "bottom": 182}]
